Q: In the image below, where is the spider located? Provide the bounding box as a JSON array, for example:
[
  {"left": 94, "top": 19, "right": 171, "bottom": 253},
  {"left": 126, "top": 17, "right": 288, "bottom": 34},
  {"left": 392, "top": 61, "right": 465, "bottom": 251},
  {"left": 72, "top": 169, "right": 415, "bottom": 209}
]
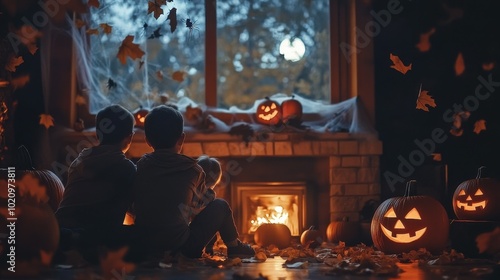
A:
[{"left": 184, "top": 18, "right": 200, "bottom": 43}]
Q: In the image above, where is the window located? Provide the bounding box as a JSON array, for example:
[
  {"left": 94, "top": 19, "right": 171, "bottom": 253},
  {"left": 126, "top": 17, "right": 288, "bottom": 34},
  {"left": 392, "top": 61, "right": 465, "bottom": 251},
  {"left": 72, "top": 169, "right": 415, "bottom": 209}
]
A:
[{"left": 84, "top": 0, "right": 330, "bottom": 113}]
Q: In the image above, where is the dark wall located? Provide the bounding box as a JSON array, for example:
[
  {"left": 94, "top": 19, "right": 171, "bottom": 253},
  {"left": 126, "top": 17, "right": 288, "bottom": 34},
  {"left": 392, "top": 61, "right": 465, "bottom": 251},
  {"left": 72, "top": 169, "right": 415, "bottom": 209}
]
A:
[{"left": 373, "top": 0, "right": 500, "bottom": 213}]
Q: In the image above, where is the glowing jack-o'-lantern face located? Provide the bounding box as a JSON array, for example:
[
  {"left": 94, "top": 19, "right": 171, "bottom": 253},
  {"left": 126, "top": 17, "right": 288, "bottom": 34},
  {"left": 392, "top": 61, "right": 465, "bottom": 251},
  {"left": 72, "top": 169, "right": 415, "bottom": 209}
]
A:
[
  {"left": 134, "top": 108, "right": 149, "bottom": 129},
  {"left": 256, "top": 97, "right": 281, "bottom": 125},
  {"left": 371, "top": 180, "right": 449, "bottom": 254},
  {"left": 455, "top": 189, "right": 487, "bottom": 211},
  {"left": 453, "top": 166, "right": 500, "bottom": 221},
  {"left": 380, "top": 207, "right": 427, "bottom": 243}
]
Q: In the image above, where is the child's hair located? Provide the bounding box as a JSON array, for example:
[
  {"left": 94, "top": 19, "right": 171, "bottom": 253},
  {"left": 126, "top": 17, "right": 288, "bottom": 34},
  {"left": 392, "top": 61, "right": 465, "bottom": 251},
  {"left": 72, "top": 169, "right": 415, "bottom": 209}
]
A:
[
  {"left": 95, "top": 105, "right": 134, "bottom": 145},
  {"left": 197, "top": 155, "right": 222, "bottom": 189},
  {"left": 144, "top": 105, "right": 184, "bottom": 149}
]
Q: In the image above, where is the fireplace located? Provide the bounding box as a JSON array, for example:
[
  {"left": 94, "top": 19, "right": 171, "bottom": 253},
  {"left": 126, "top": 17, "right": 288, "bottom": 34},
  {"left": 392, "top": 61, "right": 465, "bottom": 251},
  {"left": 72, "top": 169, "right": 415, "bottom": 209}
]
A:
[
  {"left": 232, "top": 182, "right": 307, "bottom": 236},
  {"left": 59, "top": 130, "right": 383, "bottom": 237}
]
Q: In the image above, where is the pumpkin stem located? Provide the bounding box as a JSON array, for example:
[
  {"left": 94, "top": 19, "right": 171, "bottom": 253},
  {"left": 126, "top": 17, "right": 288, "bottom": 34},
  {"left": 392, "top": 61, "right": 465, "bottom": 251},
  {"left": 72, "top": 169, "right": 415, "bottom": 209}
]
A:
[
  {"left": 477, "top": 166, "right": 486, "bottom": 179},
  {"left": 15, "top": 145, "right": 35, "bottom": 170},
  {"left": 404, "top": 180, "right": 417, "bottom": 197},
  {"left": 308, "top": 225, "right": 315, "bottom": 230}
]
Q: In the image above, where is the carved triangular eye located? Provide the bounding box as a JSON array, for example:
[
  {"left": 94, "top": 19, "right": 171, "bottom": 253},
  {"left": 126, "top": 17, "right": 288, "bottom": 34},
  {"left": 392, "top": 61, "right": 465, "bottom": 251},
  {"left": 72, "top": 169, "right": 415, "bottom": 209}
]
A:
[
  {"left": 475, "top": 189, "right": 483, "bottom": 196},
  {"left": 271, "top": 103, "right": 276, "bottom": 109},
  {"left": 405, "top": 208, "right": 421, "bottom": 220},
  {"left": 384, "top": 207, "right": 397, "bottom": 218},
  {"left": 459, "top": 189, "right": 466, "bottom": 196}
]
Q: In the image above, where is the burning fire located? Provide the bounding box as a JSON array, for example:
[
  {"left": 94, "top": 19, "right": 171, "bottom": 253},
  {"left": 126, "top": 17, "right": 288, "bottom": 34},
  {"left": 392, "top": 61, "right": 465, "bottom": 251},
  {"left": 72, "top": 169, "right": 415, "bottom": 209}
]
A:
[{"left": 249, "top": 205, "right": 290, "bottom": 233}]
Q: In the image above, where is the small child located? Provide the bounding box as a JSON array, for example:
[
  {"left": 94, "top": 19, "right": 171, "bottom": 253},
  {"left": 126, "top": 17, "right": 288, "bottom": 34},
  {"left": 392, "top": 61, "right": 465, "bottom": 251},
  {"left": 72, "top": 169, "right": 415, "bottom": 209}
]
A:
[{"left": 196, "top": 155, "right": 222, "bottom": 255}]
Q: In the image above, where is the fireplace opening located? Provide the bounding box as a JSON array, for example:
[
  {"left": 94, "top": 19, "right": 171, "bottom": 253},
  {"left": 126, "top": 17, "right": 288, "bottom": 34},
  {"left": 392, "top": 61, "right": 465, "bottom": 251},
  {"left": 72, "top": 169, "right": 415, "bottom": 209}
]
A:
[{"left": 232, "top": 182, "right": 307, "bottom": 236}]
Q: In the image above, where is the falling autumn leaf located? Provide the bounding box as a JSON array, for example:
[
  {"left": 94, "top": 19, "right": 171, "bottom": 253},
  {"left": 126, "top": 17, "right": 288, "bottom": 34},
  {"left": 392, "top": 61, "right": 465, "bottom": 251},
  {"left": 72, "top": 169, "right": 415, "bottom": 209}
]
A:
[
  {"left": 455, "top": 52, "right": 465, "bottom": 76},
  {"left": 167, "top": 8, "right": 178, "bottom": 33},
  {"left": 75, "top": 19, "right": 86, "bottom": 29},
  {"left": 415, "top": 28, "right": 435, "bottom": 52},
  {"left": 99, "top": 23, "right": 112, "bottom": 34},
  {"left": 27, "top": 44, "right": 38, "bottom": 55},
  {"left": 100, "top": 247, "right": 136, "bottom": 280},
  {"left": 86, "top": 28, "right": 99, "bottom": 35},
  {"left": 148, "top": 0, "right": 167, "bottom": 20},
  {"left": 482, "top": 62, "right": 495, "bottom": 71},
  {"left": 116, "top": 35, "right": 145, "bottom": 65},
  {"left": 416, "top": 89, "right": 436, "bottom": 112},
  {"left": 172, "top": 70, "right": 185, "bottom": 82},
  {"left": 18, "top": 173, "right": 50, "bottom": 204},
  {"left": 39, "top": 114, "right": 55, "bottom": 129},
  {"left": 5, "top": 56, "right": 24, "bottom": 72},
  {"left": 156, "top": 70, "right": 164, "bottom": 80},
  {"left": 473, "top": 119, "right": 486, "bottom": 134},
  {"left": 75, "top": 95, "right": 87, "bottom": 105},
  {"left": 431, "top": 153, "right": 442, "bottom": 162},
  {"left": 10, "top": 75, "right": 30, "bottom": 90},
  {"left": 389, "top": 53, "right": 412, "bottom": 74},
  {"left": 88, "top": 0, "right": 100, "bottom": 8}
]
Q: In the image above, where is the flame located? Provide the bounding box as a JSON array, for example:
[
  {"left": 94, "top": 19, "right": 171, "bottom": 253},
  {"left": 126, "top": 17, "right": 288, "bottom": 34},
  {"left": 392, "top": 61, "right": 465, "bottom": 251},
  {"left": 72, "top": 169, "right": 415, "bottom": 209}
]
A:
[{"left": 249, "top": 205, "right": 290, "bottom": 232}]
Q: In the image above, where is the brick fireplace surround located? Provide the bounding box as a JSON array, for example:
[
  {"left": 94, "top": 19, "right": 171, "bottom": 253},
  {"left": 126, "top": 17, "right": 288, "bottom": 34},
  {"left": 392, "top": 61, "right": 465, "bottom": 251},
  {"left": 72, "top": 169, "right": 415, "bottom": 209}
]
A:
[{"left": 58, "top": 130, "right": 382, "bottom": 236}]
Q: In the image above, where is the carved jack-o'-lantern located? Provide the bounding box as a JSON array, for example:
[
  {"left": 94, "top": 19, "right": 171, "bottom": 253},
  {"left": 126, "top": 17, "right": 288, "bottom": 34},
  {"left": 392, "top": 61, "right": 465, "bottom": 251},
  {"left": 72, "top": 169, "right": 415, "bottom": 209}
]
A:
[
  {"left": 453, "top": 166, "right": 500, "bottom": 221},
  {"left": 256, "top": 97, "right": 281, "bottom": 125},
  {"left": 134, "top": 107, "right": 149, "bottom": 129},
  {"left": 371, "top": 180, "right": 449, "bottom": 254},
  {"left": 281, "top": 95, "right": 303, "bottom": 123}
]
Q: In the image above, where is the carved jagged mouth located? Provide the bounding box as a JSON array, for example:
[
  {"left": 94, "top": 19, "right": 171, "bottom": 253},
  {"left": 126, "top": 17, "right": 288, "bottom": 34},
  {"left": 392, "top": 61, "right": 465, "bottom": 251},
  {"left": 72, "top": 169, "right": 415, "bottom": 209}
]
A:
[
  {"left": 258, "top": 110, "right": 278, "bottom": 121},
  {"left": 380, "top": 224, "right": 427, "bottom": 243},
  {"left": 456, "top": 200, "right": 487, "bottom": 211}
]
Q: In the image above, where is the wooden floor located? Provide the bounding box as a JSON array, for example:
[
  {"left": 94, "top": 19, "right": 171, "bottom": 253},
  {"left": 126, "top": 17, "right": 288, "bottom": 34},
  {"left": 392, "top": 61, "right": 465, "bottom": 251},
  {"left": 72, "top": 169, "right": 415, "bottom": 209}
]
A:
[{"left": 3, "top": 255, "right": 499, "bottom": 280}]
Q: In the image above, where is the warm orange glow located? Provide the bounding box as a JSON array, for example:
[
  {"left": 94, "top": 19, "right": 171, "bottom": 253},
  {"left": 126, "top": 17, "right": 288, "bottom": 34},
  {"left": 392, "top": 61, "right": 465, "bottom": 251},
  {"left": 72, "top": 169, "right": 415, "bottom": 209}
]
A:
[
  {"left": 380, "top": 224, "right": 427, "bottom": 243},
  {"left": 405, "top": 208, "right": 422, "bottom": 220},
  {"left": 456, "top": 188, "right": 487, "bottom": 211},
  {"left": 384, "top": 207, "right": 397, "bottom": 218}
]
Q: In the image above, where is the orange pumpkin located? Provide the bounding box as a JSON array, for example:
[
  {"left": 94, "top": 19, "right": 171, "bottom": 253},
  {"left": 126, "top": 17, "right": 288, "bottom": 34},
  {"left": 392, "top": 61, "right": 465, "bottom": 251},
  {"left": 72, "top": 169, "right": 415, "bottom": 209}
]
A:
[
  {"left": 300, "top": 226, "right": 322, "bottom": 247},
  {"left": 1, "top": 146, "right": 65, "bottom": 212},
  {"left": 134, "top": 107, "right": 149, "bottom": 129},
  {"left": 255, "top": 97, "right": 281, "bottom": 126},
  {"left": 371, "top": 180, "right": 449, "bottom": 254},
  {"left": 326, "top": 216, "right": 362, "bottom": 245},
  {"left": 253, "top": 223, "right": 291, "bottom": 249},
  {"left": 281, "top": 95, "right": 303, "bottom": 123},
  {"left": 453, "top": 166, "right": 500, "bottom": 221}
]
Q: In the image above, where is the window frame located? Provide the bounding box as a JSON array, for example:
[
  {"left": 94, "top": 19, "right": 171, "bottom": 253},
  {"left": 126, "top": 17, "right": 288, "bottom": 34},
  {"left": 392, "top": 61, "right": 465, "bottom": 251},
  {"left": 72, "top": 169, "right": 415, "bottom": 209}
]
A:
[{"left": 51, "top": 0, "right": 374, "bottom": 127}]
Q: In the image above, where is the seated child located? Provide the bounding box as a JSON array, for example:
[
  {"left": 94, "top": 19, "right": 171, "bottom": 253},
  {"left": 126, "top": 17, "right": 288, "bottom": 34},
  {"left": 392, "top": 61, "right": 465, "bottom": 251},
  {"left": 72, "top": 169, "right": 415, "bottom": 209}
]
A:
[
  {"left": 132, "top": 105, "right": 254, "bottom": 259},
  {"left": 196, "top": 155, "right": 222, "bottom": 254},
  {"left": 55, "top": 105, "right": 136, "bottom": 259}
]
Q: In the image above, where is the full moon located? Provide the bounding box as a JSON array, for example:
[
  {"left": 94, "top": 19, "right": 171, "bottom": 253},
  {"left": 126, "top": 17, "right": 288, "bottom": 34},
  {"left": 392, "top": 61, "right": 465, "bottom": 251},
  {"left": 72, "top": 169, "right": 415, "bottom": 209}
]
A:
[{"left": 279, "top": 37, "right": 306, "bottom": 62}]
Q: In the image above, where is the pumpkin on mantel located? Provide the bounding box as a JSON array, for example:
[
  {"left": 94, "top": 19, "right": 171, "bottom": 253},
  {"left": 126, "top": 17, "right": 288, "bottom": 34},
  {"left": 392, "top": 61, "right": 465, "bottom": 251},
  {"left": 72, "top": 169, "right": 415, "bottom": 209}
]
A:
[
  {"left": 453, "top": 166, "right": 500, "bottom": 221},
  {"left": 253, "top": 223, "right": 291, "bottom": 249},
  {"left": 255, "top": 97, "right": 282, "bottom": 126},
  {"left": 371, "top": 180, "right": 449, "bottom": 254},
  {"left": 281, "top": 95, "right": 303, "bottom": 123}
]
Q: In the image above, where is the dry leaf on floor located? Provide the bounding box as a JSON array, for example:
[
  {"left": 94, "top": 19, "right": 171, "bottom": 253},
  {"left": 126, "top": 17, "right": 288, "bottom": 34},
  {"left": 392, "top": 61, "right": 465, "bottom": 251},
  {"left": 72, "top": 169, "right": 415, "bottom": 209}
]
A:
[
  {"left": 100, "top": 247, "right": 136, "bottom": 280},
  {"left": 116, "top": 35, "right": 145, "bottom": 64},
  {"left": 39, "top": 114, "right": 55, "bottom": 129},
  {"left": 473, "top": 119, "right": 486, "bottom": 134},
  {"left": 416, "top": 88, "right": 436, "bottom": 112},
  {"left": 389, "top": 53, "right": 412, "bottom": 74}
]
